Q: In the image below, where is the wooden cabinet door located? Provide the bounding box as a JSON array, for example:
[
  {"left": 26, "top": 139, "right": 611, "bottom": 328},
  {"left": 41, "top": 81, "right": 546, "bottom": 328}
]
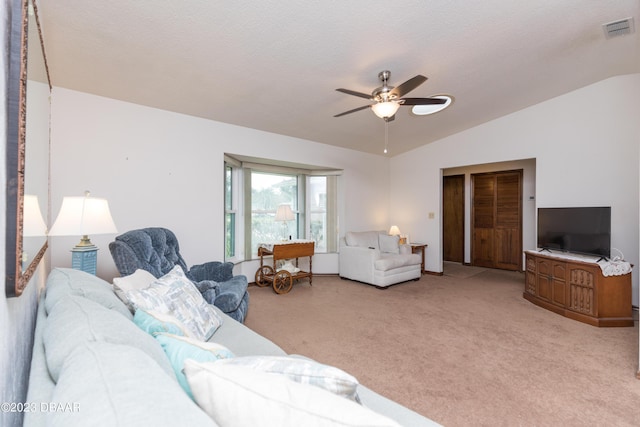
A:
[
  {"left": 472, "top": 171, "right": 522, "bottom": 270},
  {"left": 525, "top": 255, "right": 537, "bottom": 295},
  {"left": 535, "top": 258, "right": 566, "bottom": 306},
  {"left": 568, "top": 266, "right": 596, "bottom": 316},
  {"left": 550, "top": 262, "right": 567, "bottom": 307},
  {"left": 536, "top": 259, "right": 552, "bottom": 301}
]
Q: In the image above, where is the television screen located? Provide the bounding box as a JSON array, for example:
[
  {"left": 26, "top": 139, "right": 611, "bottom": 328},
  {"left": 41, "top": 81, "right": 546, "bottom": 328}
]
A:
[{"left": 537, "top": 207, "right": 611, "bottom": 258}]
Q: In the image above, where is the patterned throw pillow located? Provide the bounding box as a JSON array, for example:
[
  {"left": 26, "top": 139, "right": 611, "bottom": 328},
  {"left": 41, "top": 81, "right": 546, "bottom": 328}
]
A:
[
  {"left": 113, "top": 269, "right": 157, "bottom": 312},
  {"left": 213, "top": 355, "right": 361, "bottom": 403},
  {"left": 184, "top": 360, "right": 401, "bottom": 427},
  {"left": 125, "top": 265, "right": 223, "bottom": 341}
]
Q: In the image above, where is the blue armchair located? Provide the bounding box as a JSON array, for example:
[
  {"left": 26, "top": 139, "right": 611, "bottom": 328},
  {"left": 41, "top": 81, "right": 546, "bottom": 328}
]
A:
[{"left": 109, "top": 227, "right": 249, "bottom": 323}]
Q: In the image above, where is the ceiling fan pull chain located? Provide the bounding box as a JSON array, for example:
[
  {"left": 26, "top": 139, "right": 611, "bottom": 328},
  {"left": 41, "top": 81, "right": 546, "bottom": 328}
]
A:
[{"left": 384, "top": 120, "right": 389, "bottom": 154}]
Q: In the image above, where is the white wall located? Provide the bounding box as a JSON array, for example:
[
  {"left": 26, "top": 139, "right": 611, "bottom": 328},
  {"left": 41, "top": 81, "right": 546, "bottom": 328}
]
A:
[
  {"left": 391, "top": 74, "right": 640, "bottom": 304},
  {"left": 49, "top": 88, "right": 391, "bottom": 280}
]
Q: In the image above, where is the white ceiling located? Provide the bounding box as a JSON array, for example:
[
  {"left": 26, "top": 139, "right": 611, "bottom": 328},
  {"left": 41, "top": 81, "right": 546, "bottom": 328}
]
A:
[{"left": 37, "top": 0, "right": 640, "bottom": 156}]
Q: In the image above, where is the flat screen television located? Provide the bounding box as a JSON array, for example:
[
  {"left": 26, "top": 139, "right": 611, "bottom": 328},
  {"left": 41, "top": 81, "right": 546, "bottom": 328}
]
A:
[{"left": 537, "top": 207, "right": 611, "bottom": 259}]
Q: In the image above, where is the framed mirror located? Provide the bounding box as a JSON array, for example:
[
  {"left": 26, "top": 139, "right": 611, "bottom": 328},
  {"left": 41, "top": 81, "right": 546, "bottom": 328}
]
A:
[{"left": 6, "top": 0, "right": 51, "bottom": 297}]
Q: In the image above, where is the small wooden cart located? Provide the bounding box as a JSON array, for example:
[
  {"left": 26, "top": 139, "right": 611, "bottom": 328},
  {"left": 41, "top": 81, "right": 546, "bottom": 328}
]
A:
[{"left": 255, "top": 241, "right": 314, "bottom": 294}]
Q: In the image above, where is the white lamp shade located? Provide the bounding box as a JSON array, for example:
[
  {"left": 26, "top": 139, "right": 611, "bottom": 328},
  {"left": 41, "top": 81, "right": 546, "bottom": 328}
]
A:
[
  {"left": 371, "top": 101, "right": 401, "bottom": 119},
  {"left": 274, "top": 204, "right": 295, "bottom": 221},
  {"left": 49, "top": 196, "right": 117, "bottom": 236},
  {"left": 389, "top": 225, "right": 401, "bottom": 236},
  {"left": 23, "top": 195, "right": 47, "bottom": 237}
]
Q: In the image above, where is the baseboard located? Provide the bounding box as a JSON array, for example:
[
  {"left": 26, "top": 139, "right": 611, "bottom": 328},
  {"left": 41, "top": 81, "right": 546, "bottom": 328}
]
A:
[{"left": 424, "top": 270, "right": 443, "bottom": 276}]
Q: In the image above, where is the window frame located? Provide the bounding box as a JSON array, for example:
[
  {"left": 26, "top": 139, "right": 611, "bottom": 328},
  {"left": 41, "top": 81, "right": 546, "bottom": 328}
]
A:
[{"left": 224, "top": 155, "right": 341, "bottom": 262}]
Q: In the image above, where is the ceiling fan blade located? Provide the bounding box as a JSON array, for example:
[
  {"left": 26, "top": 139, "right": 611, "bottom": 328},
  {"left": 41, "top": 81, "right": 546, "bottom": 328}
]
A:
[
  {"left": 389, "top": 75, "right": 427, "bottom": 98},
  {"left": 399, "top": 97, "right": 446, "bottom": 106},
  {"left": 336, "top": 88, "right": 373, "bottom": 100},
  {"left": 333, "top": 104, "right": 372, "bottom": 117}
]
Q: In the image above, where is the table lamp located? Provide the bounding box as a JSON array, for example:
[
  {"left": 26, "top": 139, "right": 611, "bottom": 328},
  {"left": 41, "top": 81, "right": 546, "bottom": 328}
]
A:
[
  {"left": 389, "top": 225, "right": 406, "bottom": 244},
  {"left": 48, "top": 191, "right": 117, "bottom": 275},
  {"left": 275, "top": 204, "right": 295, "bottom": 241}
]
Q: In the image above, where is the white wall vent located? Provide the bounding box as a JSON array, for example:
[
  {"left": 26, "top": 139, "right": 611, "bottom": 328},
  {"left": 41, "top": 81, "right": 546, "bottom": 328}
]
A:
[{"left": 602, "top": 17, "right": 635, "bottom": 39}]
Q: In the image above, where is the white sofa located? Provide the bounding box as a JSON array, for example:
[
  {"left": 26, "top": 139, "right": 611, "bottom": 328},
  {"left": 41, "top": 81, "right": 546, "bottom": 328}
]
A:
[{"left": 339, "top": 231, "right": 422, "bottom": 288}]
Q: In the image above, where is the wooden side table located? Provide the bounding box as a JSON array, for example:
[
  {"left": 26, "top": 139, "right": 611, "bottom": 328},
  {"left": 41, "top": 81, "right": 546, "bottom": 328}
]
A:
[{"left": 410, "top": 243, "right": 428, "bottom": 274}]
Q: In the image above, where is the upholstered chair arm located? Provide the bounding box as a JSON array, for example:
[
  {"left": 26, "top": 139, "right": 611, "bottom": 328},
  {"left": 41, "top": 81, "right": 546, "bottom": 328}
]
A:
[
  {"left": 339, "top": 245, "right": 380, "bottom": 283},
  {"left": 214, "top": 275, "right": 249, "bottom": 315},
  {"left": 399, "top": 244, "right": 411, "bottom": 255},
  {"left": 194, "top": 279, "right": 221, "bottom": 310},
  {"left": 189, "top": 261, "right": 234, "bottom": 282},
  {"left": 193, "top": 279, "right": 220, "bottom": 295}
]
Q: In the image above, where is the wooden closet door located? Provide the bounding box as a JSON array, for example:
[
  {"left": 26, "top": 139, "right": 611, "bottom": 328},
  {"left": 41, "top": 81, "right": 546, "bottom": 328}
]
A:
[
  {"left": 443, "top": 175, "right": 465, "bottom": 263},
  {"left": 472, "top": 174, "right": 495, "bottom": 268},
  {"left": 472, "top": 170, "right": 522, "bottom": 271}
]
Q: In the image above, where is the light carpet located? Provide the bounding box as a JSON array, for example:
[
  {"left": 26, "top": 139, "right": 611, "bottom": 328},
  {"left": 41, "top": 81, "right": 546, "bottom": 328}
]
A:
[
  {"left": 443, "top": 261, "right": 487, "bottom": 279},
  {"left": 244, "top": 270, "right": 639, "bottom": 427}
]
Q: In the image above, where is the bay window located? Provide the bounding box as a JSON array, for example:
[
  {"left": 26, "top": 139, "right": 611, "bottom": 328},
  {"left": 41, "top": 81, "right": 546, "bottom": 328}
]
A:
[{"left": 224, "top": 155, "right": 339, "bottom": 262}]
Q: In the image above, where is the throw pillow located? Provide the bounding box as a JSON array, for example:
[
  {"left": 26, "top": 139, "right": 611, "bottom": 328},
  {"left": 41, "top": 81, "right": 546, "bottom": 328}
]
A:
[
  {"left": 214, "top": 355, "right": 360, "bottom": 402},
  {"left": 113, "top": 269, "right": 157, "bottom": 311},
  {"left": 133, "top": 309, "right": 192, "bottom": 338},
  {"left": 124, "top": 265, "right": 223, "bottom": 341},
  {"left": 155, "top": 333, "right": 235, "bottom": 399},
  {"left": 379, "top": 234, "right": 400, "bottom": 254},
  {"left": 183, "top": 360, "right": 401, "bottom": 427}
]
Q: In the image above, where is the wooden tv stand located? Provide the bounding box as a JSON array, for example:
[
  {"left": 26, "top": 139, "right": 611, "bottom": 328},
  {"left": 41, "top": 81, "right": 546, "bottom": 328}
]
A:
[{"left": 524, "top": 251, "right": 633, "bottom": 327}]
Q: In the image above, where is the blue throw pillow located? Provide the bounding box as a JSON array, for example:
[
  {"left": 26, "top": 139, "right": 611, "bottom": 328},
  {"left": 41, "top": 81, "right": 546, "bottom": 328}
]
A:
[
  {"left": 133, "top": 309, "right": 191, "bottom": 338},
  {"left": 155, "top": 333, "right": 235, "bottom": 399}
]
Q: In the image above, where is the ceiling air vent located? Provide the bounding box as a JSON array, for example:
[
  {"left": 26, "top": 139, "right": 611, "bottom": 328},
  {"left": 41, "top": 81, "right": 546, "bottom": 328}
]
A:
[{"left": 602, "top": 17, "right": 635, "bottom": 39}]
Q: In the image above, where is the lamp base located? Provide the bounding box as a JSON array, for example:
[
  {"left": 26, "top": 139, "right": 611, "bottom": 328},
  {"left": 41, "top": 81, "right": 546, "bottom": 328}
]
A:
[{"left": 71, "top": 245, "right": 98, "bottom": 275}]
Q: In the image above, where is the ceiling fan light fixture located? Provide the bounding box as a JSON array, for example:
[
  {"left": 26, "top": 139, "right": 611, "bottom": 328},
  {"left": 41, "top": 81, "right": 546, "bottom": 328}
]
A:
[
  {"left": 371, "top": 101, "right": 401, "bottom": 119},
  {"left": 411, "top": 96, "right": 453, "bottom": 116}
]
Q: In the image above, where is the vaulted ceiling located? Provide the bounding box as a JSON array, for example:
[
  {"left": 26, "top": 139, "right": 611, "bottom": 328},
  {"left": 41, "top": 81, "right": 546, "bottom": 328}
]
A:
[{"left": 38, "top": 0, "right": 640, "bottom": 155}]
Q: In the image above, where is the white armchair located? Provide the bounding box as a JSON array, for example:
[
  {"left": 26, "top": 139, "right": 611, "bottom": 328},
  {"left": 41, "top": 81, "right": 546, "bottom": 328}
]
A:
[{"left": 339, "top": 231, "right": 422, "bottom": 288}]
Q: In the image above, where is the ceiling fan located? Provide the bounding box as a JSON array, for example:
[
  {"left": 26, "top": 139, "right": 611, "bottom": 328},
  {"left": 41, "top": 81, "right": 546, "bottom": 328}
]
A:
[{"left": 334, "top": 70, "right": 446, "bottom": 121}]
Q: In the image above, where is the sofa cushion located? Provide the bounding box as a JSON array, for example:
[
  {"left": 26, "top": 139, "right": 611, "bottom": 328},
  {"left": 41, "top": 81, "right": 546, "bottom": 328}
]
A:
[
  {"left": 184, "top": 360, "right": 401, "bottom": 427},
  {"left": 155, "top": 333, "right": 235, "bottom": 399},
  {"left": 49, "top": 341, "right": 217, "bottom": 427},
  {"left": 206, "top": 306, "right": 287, "bottom": 357},
  {"left": 345, "top": 231, "right": 384, "bottom": 249},
  {"left": 124, "top": 265, "right": 223, "bottom": 341},
  {"left": 44, "top": 268, "right": 132, "bottom": 320},
  {"left": 43, "top": 295, "right": 175, "bottom": 382},
  {"left": 379, "top": 234, "right": 400, "bottom": 254},
  {"left": 213, "top": 355, "right": 361, "bottom": 402},
  {"left": 374, "top": 254, "right": 422, "bottom": 271}
]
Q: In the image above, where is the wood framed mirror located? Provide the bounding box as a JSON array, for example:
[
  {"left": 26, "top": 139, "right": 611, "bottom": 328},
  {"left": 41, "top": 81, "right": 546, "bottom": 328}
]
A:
[{"left": 6, "top": 0, "right": 51, "bottom": 297}]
